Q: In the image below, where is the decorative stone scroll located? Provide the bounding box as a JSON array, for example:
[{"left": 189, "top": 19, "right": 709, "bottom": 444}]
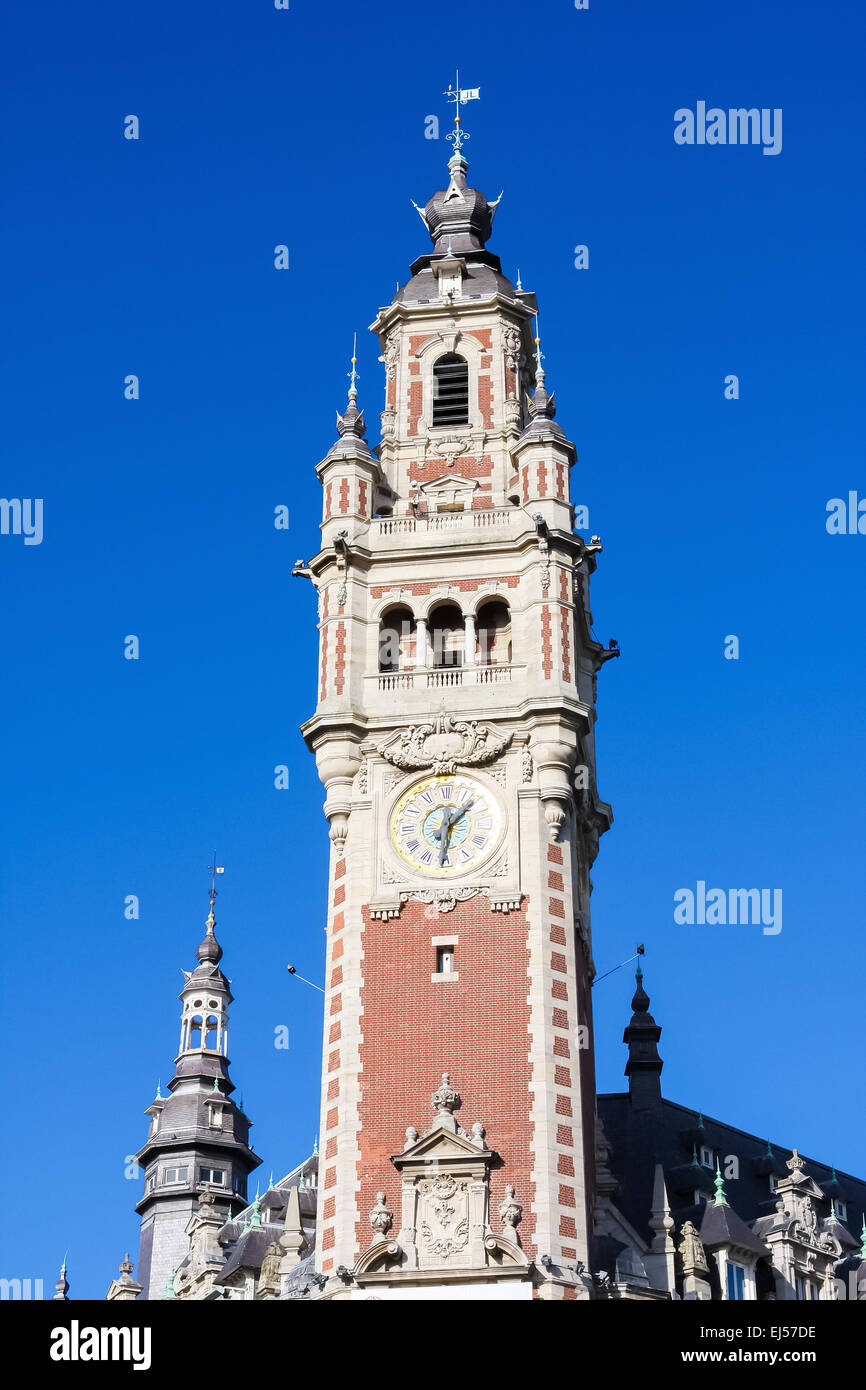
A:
[{"left": 377, "top": 714, "right": 512, "bottom": 776}]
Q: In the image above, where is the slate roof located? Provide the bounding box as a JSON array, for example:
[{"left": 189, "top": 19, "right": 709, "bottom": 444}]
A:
[{"left": 598, "top": 973, "right": 866, "bottom": 1253}]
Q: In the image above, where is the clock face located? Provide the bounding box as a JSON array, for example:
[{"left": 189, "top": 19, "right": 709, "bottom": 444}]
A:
[{"left": 389, "top": 773, "right": 503, "bottom": 878}]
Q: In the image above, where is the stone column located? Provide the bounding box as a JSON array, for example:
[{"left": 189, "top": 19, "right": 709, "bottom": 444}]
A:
[
  {"left": 463, "top": 612, "right": 476, "bottom": 667},
  {"left": 415, "top": 618, "right": 428, "bottom": 671}
]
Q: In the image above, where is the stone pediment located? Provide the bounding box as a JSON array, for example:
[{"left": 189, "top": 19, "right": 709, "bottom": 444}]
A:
[
  {"left": 391, "top": 1124, "right": 493, "bottom": 1170},
  {"left": 350, "top": 1074, "right": 532, "bottom": 1287},
  {"left": 421, "top": 473, "right": 478, "bottom": 507}
]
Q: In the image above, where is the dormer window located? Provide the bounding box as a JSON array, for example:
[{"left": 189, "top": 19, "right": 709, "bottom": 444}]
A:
[
  {"left": 700, "top": 1145, "right": 714, "bottom": 1169},
  {"left": 432, "top": 354, "right": 469, "bottom": 427},
  {"left": 433, "top": 252, "right": 465, "bottom": 300}
]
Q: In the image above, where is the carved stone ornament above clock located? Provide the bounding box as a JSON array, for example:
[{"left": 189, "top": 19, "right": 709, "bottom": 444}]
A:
[{"left": 376, "top": 714, "right": 512, "bottom": 777}]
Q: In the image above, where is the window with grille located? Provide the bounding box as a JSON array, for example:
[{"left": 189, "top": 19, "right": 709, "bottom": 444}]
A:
[{"left": 432, "top": 354, "right": 469, "bottom": 427}]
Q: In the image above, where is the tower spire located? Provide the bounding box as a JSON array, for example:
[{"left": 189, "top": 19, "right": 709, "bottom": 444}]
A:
[
  {"left": 334, "top": 335, "right": 367, "bottom": 441},
  {"left": 622, "top": 965, "right": 664, "bottom": 1109},
  {"left": 131, "top": 874, "right": 261, "bottom": 1299}
]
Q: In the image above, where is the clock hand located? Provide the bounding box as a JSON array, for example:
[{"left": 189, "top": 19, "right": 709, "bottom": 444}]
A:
[{"left": 437, "top": 806, "right": 459, "bottom": 864}]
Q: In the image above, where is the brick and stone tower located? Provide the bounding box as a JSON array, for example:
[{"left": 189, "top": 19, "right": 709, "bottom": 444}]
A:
[
  {"left": 301, "top": 113, "right": 614, "bottom": 1299},
  {"left": 133, "top": 891, "right": 261, "bottom": 1299}
]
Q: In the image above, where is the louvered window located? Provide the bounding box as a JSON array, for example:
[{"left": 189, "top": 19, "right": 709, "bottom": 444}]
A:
[{"left": 432, "top": 354, "right": 469, "bottom": 426}]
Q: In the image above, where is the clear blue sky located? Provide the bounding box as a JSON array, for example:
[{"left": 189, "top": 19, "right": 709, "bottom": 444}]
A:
[{"left": 1, "top": 0, "right": 863, "bottom": 1298}]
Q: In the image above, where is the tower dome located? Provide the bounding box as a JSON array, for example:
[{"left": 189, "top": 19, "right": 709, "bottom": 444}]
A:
[{"left": 420, "top": 151, "right": 501, "bottom": 254}]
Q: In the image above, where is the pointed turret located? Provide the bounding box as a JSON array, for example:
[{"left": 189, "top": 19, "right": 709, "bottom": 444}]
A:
[
  {"left": 317, "top": 336, "right": 383, "bottom": 543},
  {"left": 622, "top": 965, "right": 664, "bottom": 1110},
  {"left": 132, "top": 886, "right": 261, "bottom": 1300}
]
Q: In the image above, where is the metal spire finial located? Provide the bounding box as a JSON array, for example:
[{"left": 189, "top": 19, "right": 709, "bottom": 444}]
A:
[
  {"left": 347, "top": 333, "right": 359, "bottom": 402},
  {"left": 713, "top": 1160, "right": 729, "bottom": 1207},
  {"left": 533, "top": 313, "right": 545, "bottom": 382},
  {"left": 206, "top": 853, "right": 225, "bottom": 926}
]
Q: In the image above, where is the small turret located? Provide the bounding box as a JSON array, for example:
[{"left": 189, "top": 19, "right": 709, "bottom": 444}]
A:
[
  {"left": 132, "top": 881, "right": 261, "bottom": 1299},
  {"left": 623, "top": 965, "right": 664, "bottom": 1110}
]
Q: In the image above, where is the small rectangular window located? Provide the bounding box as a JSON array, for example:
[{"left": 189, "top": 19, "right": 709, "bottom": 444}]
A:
[
  {"left": 836, "top": 1201, "right": 847, "bottom": 1221},
  {"left": 769, "top": 1174, "right": 779, "bottom": 1192},
  {"left": 436, "top": 946, "right": 455, "bottom": 974},
  {"left": 163, "top": 1166, "right": 189, "bottom": 1185},
  {"left": 700, "top": 1146, "right": 714, "bottom": 1169},
  {"left": 726, "top": 1263, "right": 745, "bottom": 1301},
  {"left": 200, "top": 1167, "right": 225, "bottom": 1185}
]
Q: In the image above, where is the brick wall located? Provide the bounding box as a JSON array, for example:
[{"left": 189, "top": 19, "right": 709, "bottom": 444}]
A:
[{"left": 354, "top": 896, "right": 536, "bottom": 1254}]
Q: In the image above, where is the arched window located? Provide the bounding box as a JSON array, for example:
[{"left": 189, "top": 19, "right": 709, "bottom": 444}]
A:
[
  {"left": 432, "top": 354, "right": 469, "bottom": 427},
  {"left": 205, "top": 1015, "right": 219, "bottom": 1049},
  {"left": 189, "top": 1014, "right": 203, "bottom": 1049},
  {"left": 476, "top": 600, "right": 512, "bottom": 665},
  {"left": 378, "top": 606, "right": 416, "bottom": 672},
  {"left": 429, "top": 603, "right": 465, "bottom": 668}
]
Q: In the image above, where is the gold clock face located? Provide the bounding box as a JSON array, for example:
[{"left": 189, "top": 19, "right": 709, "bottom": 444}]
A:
[{"left": 389, "top": 773, "right": 503, "bottom": 878}]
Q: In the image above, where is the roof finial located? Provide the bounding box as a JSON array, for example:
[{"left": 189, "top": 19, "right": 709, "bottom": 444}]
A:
[
  {"left": 196, "top": 857, "right": 225, "bottom": 965},
  {"left": 53, "top": 1253, "right": 70, "bottom": 1301},
  {"left": 444, "top": 70, "right": 480, "bottom": 160},
  {"left": 516, "top": 268, "right": 523, "bottom": 292},
  {"left": 860, "top": 1214, "right": 866, "bottom": 1259},
  {"left": 347, "top": 332, "right": 359, "bottom": 403},
  {"left": 533, "top": 313, "right": 544, "bottom": 384},
  {"left": 713, "top": 1160, "right": 729, "bottom": 1207},
  {"left": 335, "top": 336, "right": 367, "bottom": 441},
  {"left": 206, "top": 852, "right": 224, "bottom": 927}
]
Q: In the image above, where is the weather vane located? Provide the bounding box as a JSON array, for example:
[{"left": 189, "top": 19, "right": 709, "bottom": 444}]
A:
[
  {"left": 207, "top": 852, "right": 225, "bottom": 910},
  {"left": 444, "top": 70, "right": 480, "bottom": 154}
]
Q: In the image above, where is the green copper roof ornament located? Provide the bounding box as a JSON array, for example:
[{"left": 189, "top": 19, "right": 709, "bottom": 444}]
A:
[
  {"left": 713, "top": 1161, "right": 729, "bottom": 1207},
  {"left": 213, "top": 1077, "right": 220, "bottom": 1093},
  {"left": 691, "top": 1144, "right": 701, "bottom": 1167},
  {"left": 239, "top": 1094, "right": 245, "bottom": 1113},
  {"left": 268, "top": 1170, "right": 274, "bottom": 1190},
  {"left": 766, "top": 1140, "right": 773, "bottom": 1156},
  {"left": 156, "top": 1080, "right": 162, "bottom": 1099},
  {"left": 299, "top": 1173, "right": 305, "bottom": 1191},
  {"left": 697, "top": 1111, "right": 705, "bottom": 1131},
  {"left": 250, "top": 1185, "right": 262, "bottom": 1228},
  {"left": 163, "top": 1267, "right": 178, "bottom": 1300},
  {"left": 313, "top": 1134, "right": 318, "bottom": 1155}
]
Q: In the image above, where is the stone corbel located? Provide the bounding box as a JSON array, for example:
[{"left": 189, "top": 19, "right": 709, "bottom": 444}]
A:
[
  {"left": 316, "top": 744, "right": 363, "bottom": 855},
  {"left": 532, "top": 513, "right": 551, "bottom": 592},
  {"left": 531, "top": 740, "right": 575, "bottom": 842}
]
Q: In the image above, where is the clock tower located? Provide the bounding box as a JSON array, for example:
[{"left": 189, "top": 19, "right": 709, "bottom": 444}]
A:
[{"left": 300, "top": 114, "right": 614, "bottom": 1300}]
